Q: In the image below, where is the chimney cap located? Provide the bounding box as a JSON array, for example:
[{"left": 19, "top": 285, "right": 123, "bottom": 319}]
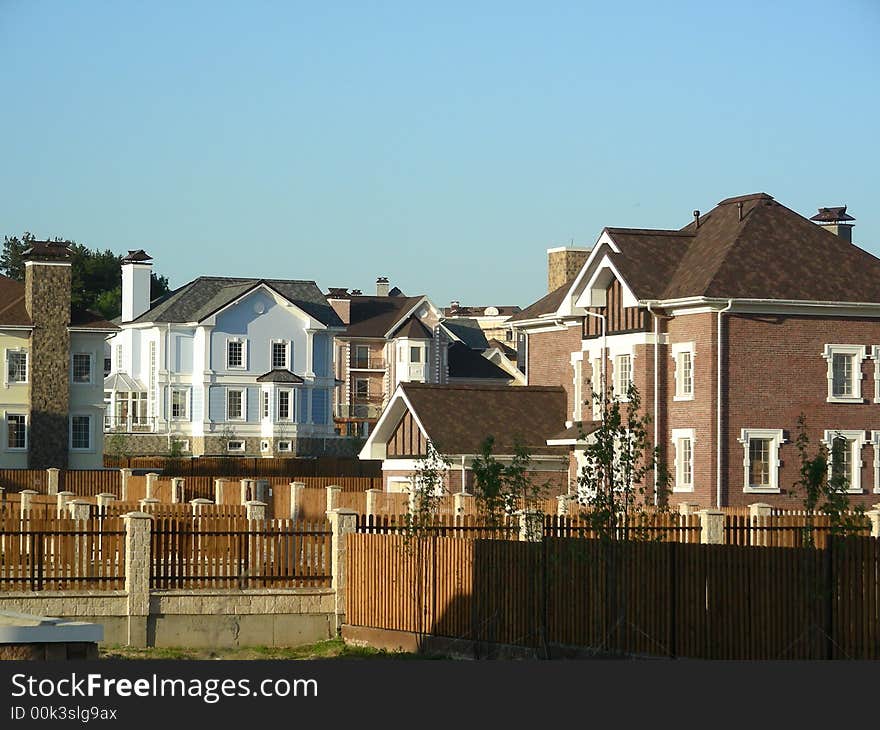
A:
[
  {"left": 121, "top": 249, "right": 153, "bottom": 263},
  {"left": 810, "top": 206, "right": 855, "bottom": 223},
  {"left": 327, "top": 287, "right": 350, "bottom": 299},
  {"left": 376, "top": 276, "right": 389, "bottom": 284},
  {"left": 22, "top": 241, "right": 72, "bottom": 261},
  {"left": 350, "top": 289, "right": 363, "bottom": 296}
]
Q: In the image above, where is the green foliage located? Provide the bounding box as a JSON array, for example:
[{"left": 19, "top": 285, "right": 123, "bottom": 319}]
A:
[
  {"left": 574, "top": 381, "right": 669, "bottom": 541},
  {"left": 404, "top": 442, "right": 451, "bottom": 543},
  {"left": 167, "top": 436, "right": 186, "bottom": 459},
  {"left": 105, "top": 431, "right": 131, "bottom": 461},
  {"left": 1, "top": 232, "right": 171, "bottom": 319},
  {"left": 789, "top": 414, "right": 866, "bottom": 546}
]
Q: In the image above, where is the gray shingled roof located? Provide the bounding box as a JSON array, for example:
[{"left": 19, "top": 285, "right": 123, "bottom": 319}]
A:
[
  {"left": 441, "top": 318, "right": 489, "bottom": 350},
  {"left": 129, "top": 277, "right": 344, "bottom": 327}
]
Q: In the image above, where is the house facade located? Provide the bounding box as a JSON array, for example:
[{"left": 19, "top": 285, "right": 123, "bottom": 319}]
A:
[
  {"left": 105, "top": 251, "right": 346, "bottom": 457},
  {"left": 512, "top": 194, "right": 880, "bottom": 509},
  {"left": 1, "top": 243, "right": 117, "bottom": 470}
]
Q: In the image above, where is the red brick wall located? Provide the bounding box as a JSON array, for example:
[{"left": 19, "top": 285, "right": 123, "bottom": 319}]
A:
[
  {"left": 383, "top": 467, "right": 568, "bottom": 495},
  {"left": 526, "top": 326, "right": 582, "bottom": 417}
]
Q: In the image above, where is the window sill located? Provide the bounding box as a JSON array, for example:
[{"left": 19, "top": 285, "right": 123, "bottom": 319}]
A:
[
  {"left": 672, "top": 486, "right": 694, "bottom": 493},
  {"left": 672, "top": 395, "right": 694, "bottom": 402},
  {"left": 826, "top": 396, "right": 864, "bottom": 404},
  {"left": 743, "top": 486, "right": 781, "bottom": 494}
]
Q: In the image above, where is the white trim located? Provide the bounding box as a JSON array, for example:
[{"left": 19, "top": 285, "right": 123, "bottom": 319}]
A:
[
  {"left": 170, "top": 386, "right": 190, "bottom": 421},
  {"left": 226, "top": 337, "right": 248, "bottom": 370},
  {"left": 822, "top": 429, "right": 867, "bottom": 494},
  {"left": 670, "top": 428, "right": 695, "bottom": 493},
  {"left": 276, "top": 388, "right": 295, "bottom": 422},
  {"left": 4, "top": 348, "right": 28, "bottom": 387},
  {"left": 671, "top": 342, "right": 695, "bottom": 401},
  {"left": 573, "top": 254, "right": 640, "bottom": 310},
  {"left": 873, "top": 346, "right": 880, "bottom": 404},
  {"left": 226, "top": 439, "right": 245, "bottom": 452},
  {"left": 612, "top": 352, "right": 633, "bottom": 401},
  {"left": 277, "top": 440, "right": 292, "bottom": 452},
  {"left": 269, "top": 339, "right": 290, "bottom": 370},
  {"left": 872, "top": 431, "right": 880, "bottom": 494},
  {"left": 4, "top": 412, "right": 28, "bottom": 452},
  {"left": 226, "top": 387, "right": 246, "bottom": 421},
  {"left": 69, "top": 413, "right": 94, "bottom": 452},
  {"left": 738, "top": 428, "right": 785, "bottom": 493},
  {"left": 822, "top": 344, "right": 868, "bottom": 403}
]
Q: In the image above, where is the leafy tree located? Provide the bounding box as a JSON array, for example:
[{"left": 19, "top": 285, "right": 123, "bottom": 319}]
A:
[
  {"left": 405, "top": 442, "right": 451, "bottom": 543},
  {"left": 0, "top": 232, "right": 34, "bottom": 280},
  {"left": 573, "top": 381, "right": 669, "bottom": 541}
]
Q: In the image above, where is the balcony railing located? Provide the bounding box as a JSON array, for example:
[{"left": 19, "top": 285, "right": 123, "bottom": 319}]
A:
[
  {"left": 351, "top": 357, "right": 386, "bottom": 370},
  {"left": 104, "top": 416, "right": 159, "bottom": 433},
  {"left": 334, "top": 403, "right": 384, "bottom": 420}
]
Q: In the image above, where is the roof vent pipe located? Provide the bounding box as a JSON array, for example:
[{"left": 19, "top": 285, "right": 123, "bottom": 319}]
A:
[
  {"left": 693, "top": 210, "right": 701, "bottom": 228},
  {"left": 737, "top": 202, "right": 744, "bottom": 222}
]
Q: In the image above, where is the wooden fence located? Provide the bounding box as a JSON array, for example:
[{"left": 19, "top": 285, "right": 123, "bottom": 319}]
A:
[
  {"left": 0, "top": 517, "right": 126, "bottom": 591},
  {"left": 149, "top": 517, "right": 331, "bottom": 589},
  {"left": 346, "top": 533, "right": 880, "bottom": 659},
  {"left": 725, "top": 513, "right": 872, "bottom": 548},
  {"left": 104, "top": 456, "right": 381, "bottom": 478},
  {"left": 545, "top": 513, "right": 702, "bottom": 543},
  {"left": 357, "top": 514, "right": 518, "bottom": 539}
]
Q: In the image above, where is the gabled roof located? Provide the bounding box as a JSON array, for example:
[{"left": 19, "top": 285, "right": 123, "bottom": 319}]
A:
[
  {"left": 447, "top": 342, "right": 513, "bottom": 381},
  {"left": 441, "top": 318, "right": 489, "bottom": 350},
  {"left": 344, "top": 295, "right": 426, "bottom": 337},
  {"left": 392, "top": 383, "right": 567, "bottom": 455},
  {"left": 486, "top": 338, "right": 517, "bottom": 359},
  {"left": 0, "top": 274, "right": 118, "bottom": 332},
  {"left": 128, "top": 277, "right": 344, "bottom": 327},
  {"left": 255, "top": 368, "right": 305, "bottom": 383},
  {"left": 510, "top": 280, "right": 574, "bottom": 322},
  {"left": 390, "top": 315, "right": 434, "bottom": 339}
]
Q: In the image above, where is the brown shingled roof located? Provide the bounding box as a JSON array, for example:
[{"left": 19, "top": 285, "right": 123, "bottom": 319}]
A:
[
  {"left": 345, "top": 295, "right": 425, "bottom": 337},
  {"left": 0, "top": 274, "right": 118, "bottom": 331},
  {"left": 509, "top": 280, "right": 574, "bottom": 322},
  {"left": 400, "top": 382, "right": 567, "bottom": 455}
]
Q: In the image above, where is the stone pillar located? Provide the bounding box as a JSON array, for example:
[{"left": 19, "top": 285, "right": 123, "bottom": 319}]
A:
[
  {"left": 454, "top": 492, "right": 474, "bottom": 516},
  {"left": 518, "top": 510, "right": 544, "bottom": 542},
  {"left": 556, "top": 495, "right": 570, "bottom": 516},
  {"left": 19, "top": 489, "right": 38, "bottom": 519},
  {"left": 289, "top": 481, "right": 305, "bottom": 520},
  {"left": 214, "top": 478, "right": 227, "bottom": 505},
  {"left": 119, "top": 469, "right": 132, "bottom": 502},
  {"left": 748, "top": 503, "right": 772, "bottom": 519},
  {"left": 56, "top": 491, "right": 75, "bottom": 518},
  {"left": 190, "top": 498, "right": 213, "bottom": 517},
  {"left": 67, "top": 499, "right": 92, "bottom": 522},
  {"left": 678, "top": 502, "right": 701, "bottom": 516},
  {"left": 46, "top": 468, "right": 60, "bottom": 496},
  {"left": 866, "top": 510, "right": 880, "bottom": 539},
  {"left": 365, "top": 489, "right": 380, "bottom": 516},
  {"left": 326, "top": 485, "right": 341, "bottom": 514},
  {"left": 327, "top": 509, "right": 358, "bottom": 632},
  {"left": 96, "top": 493, "right": 117, "bottom": 515},
  {"left": 254, "top": 479, "right": 270, "bottom": 504},
  {"left": 145, "top": 473, "right": 159, "bottom": 500},
  {"left": 699, "top": 509, "right": 725, "bottom": 545},
  {"left": 245, "top": 500, "right": 267, "bottom": 522},
  {"left": 139, "top": 498, "right": 159, "bottom": 513},
  {"left": 171, "top": 477, "right": 185, "bottom": 504},
  {"left": 123, "top": 512, "right": 152, "bottom": 647},
  {"left": 240, "top": 478, "right": 253, "bottom": 504}
]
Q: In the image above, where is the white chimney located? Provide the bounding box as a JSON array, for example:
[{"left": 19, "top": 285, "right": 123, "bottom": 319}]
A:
[
  {"left": 376, "top": 276, "right": 389, "bottom": 297},
  {"left": 121, "top": 250, "right": 153, "bottom": 322},
  {"left": 810, "top": 206, "right": 855, "bottom": 244}
]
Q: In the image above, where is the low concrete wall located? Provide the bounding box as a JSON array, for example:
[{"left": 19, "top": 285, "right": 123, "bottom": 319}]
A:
[{"left": 0, "top": 593, "right": 129, "bottom": 645}]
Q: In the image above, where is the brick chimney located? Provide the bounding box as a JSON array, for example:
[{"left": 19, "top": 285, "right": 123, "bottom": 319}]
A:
[
  {"left": 547, "top": 246, "right": 590, "bottom": 292},
  {"left": 376, "top": 277, "right": 389, "bottom": 297},
  {"left": 327, "top": 287, "right": 351, "bottom": 325},
  {"left": 23, "top": 241, "right": 72, "bottom": 469},
  {"left": 121, "top": 250, "right": 153, "bottom": 322},
  {"left": 810, "top": 206, "right": 855, "bottom": 243}
]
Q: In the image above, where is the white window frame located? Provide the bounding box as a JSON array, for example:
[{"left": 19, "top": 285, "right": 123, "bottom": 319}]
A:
[
  {"left": 591, "top": 357, "right": 602, "bottom": 421},
  {"left": 571, "top": 354, "right": 583, "bottom": 422},
  {"left": 262, "top": 390, "right": 270, "bottom": 419},
  {"left": 738, "top": 428, "right": 785, "bottom": 493},
  {"left": 613, "top": 353, "right": 633, "bottom": 401},
  {"left": 226, "top": 440, "right": 245, "bottom": 453},
  {"left": 115, "top": 344, "right": 124, "bottom": 373},
  {"left": 226, "top": 388, "right": 246, "bottom": 421},
  {"left": 671, "top": 428, "right": 695, "bottom": 492},
  {"left": 70, "top": 414, "right": 93, "bottom": 452},
  {"left": 276, "top": 388, "right": 294, "bottom": 422},
  {"left": 226, "top": 338, "right": 247, "bottom": 370},
  {"left": 355, "top": 378, "right": 369, "bottom": 399},
  {"left": 5, "top": 412, "right": 28, "bottom": 451},
  {"left": 170, "top": 387, "right": 189, "bottom": 421},
  {"left": 70, "top": 352, "right": 94, "bottom": 385},
  {"left": 871, "top": 431, "right": 880, "bottom": 494},
  {"left": 260, "top": 439, "right": 271, "bottom": 453},
  {"left": 671, "top": 342, "right": 695, "bottom": 401},
  {"left": 823, "top": 344, "right": 868, "bottom": 403},
  {"left": 270, "top": 339, "right": 289, "bottom": 370},
  {"left": 5, "top": 349, "right": 28, "bottom": 386},
  {"left": 354, "top": 345, "right": 370, "bottom": 368},
  {"left": 822, "top": 429, "right": 866, "bottom": 494},
  {"left": 277, "top": 440, "right": 292, "bottom": 452}
]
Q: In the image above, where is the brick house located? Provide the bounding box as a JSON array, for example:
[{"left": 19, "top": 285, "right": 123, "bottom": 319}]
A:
[
  {"left": 511, "top": 193, "right": 880, "bottom": 509},
  {"left": 0, "top": 242, "right": 118, "bottom": 469},
  {"left": 359, "top": 382, "right": 568, "bottom": 493}
]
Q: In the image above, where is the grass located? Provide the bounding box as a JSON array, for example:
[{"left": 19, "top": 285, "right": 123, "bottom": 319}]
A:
[{"left": 100, "top": 638, "right": 427, "bottom": 661}]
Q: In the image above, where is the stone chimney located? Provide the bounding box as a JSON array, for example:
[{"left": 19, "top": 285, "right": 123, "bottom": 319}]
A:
[
  {"left": 547, "top": 246, "right": 590, "bottom": 292},
  {"left": 23, "top": 242, "right": 72, "bottom": 469},
  {"left": 327, "top": 287, "right": 351, "bottom": 325},
  {"left": 810, "top": 206, "right": 855, "bottom": 243},
  {"left": 121, "top": 250, "right": 153, "bottom": 322},
  {"left": 376, "top": 277, "right": 389, "bottom": 297}
]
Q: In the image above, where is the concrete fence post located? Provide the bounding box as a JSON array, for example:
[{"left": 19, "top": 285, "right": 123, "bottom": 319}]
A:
[
  {"left": 556, "top": 495, "right": 570, "bottom": 516},
  {"left": 144, "top": 473, "right": 159, "bottom": 500},
  {"left": 518, "top": 510, "right": 544, "bottom": 542},
  {"left": 123, "top": 512, "right": 152, "bottom": 647},
  {"left": 138, "top": 498, "right": 159, "bottom": 513},
  {"left": 327, "top": 509, "right": 358, "bottom": 633},
  {"left": 289, "top": 482, "right": 305, "bottom": 520},
  {"left": 96, "top": 493, "right": 117, "bottom": 515},
  {"left": 867, "top": 510, "right": 880, "bottom": 539},
  {"left": 239, "top": 478, "right": 253, "bottom": 504},
  {"left": 254, "top": 479, "right": 270, "bottom": 504},
  {"left": 454, "top": 492, "right": 474, "bottom": 516},
  {"left": 190, "top": 498, "right": 213, "bottom": 517},
  {"left": 326, "top": 485, "right": 341, "bottom": 514},
  {"left": 19, "top": 489, "right": 38, "bottom": 519},
  {"left": 748, "top": 503, "right": 772, "bottom": 519},
  {"left": 699, "top": 509, "right": 725, "bottom": 545},
  {"left": 245, "top": 500, "right": 267, "bottom": 522},
  {"left": 67, "top": 500, "right": 92, "bottom": 522},
  {"left": 678, "top": 503, "right": 701, "bottom": 516},
  {"left": 56, "top": 491, "right": 75, "bottom": 519},
  {"left": 214, "top": 479, "right": 227, "bottom": 505},
  {"left": 119, "top": 469, "right": 132, "bottom": 502},
  {"left": 365, "top": 489, "right": 380, "bottom": 517},
  {"left": 46, "top": 468, "right": 60, "bottom": 496},
  {"left": 171, "top": 478, "right": 185, "bottom": 504}
]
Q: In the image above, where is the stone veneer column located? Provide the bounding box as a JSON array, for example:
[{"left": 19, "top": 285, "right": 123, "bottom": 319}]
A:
[
  {"left": 454, "top": 492, "right": 474, "bottom": 516},
  {"left": 326, "top": 485, "right": 341, "bottom": 514},
  {"left": 245, "top": 500, "right": 267, "bottom": 521},
  {"left": 96, "top": 493, "right": 117, "bottom": 515},
  {"left": 144, "top": 473, "right": 159, "bottom": 500},
  {"left": 171, "top": 478, "right": 185, "bottom": 504},
  {"left": 214, "top": 479, "right": 227, "bottom": 505},
  {"left": 240, "top": 479, "right": 253, "bottom": 504},
  {"left": 67, "top": 499, "right": 91, "bottom": 522},
  {"left": 139, "top": 498, "right": 159, "bottom": 513},
  {"left": 190, "top": 498, "right": 212, "bottom": 516},
  {"left": 365, "top": 489, "right": 380, "bottom": 517},
  {"left": 327, "top": 509, "right": 358, "bottom": 632},
  {"left": 46, "top": 468, "right": 60, "bottom": 496},
  {"left": 119, "top": 469, "right": 132, "bottom": 501},
  {"left": 518, "top": 510, "right": 544, "bottom": 542},
  {"left": 866, "top": 510, "right": 880, "bottom": 539},
  {"left": 24, "top": 253, "right": 71, "bottom": 470},
  {"left": 678, "top": 503, "right": 701, "bottom": 516},
  {"left": 19, "top": 490, "right": 38, "bottom": 520},
  {"left": 289, "top": 482, "right": 305, "bottom": 520},
  {"left": 123, "top": 512, "right": 152, "bottom": 647},
  {"left": 556, "top": 495, "right": 569, "bottom": 516},
  {"left": 699, "top": 510, "right": 725, "bottom": 545},
  {"left": 55, "top": 491, "right": 75, "bottom": 518}
]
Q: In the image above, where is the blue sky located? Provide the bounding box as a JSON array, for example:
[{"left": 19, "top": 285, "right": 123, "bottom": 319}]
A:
[{"left": 1, "top": 1, "right": 878, "bottom": 308}]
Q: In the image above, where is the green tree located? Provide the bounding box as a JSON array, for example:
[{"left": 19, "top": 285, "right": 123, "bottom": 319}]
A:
[
  {"left": 0, "top": 232, "right": 34, "bottom": 279},
  {"left": 405, "top": 442, "right": 451, "bottom": 542}
]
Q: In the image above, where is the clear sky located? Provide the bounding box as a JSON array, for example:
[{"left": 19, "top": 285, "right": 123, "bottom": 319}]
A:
[{"left": 1, "top": 1, "right": 878, "bottom": 309}]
